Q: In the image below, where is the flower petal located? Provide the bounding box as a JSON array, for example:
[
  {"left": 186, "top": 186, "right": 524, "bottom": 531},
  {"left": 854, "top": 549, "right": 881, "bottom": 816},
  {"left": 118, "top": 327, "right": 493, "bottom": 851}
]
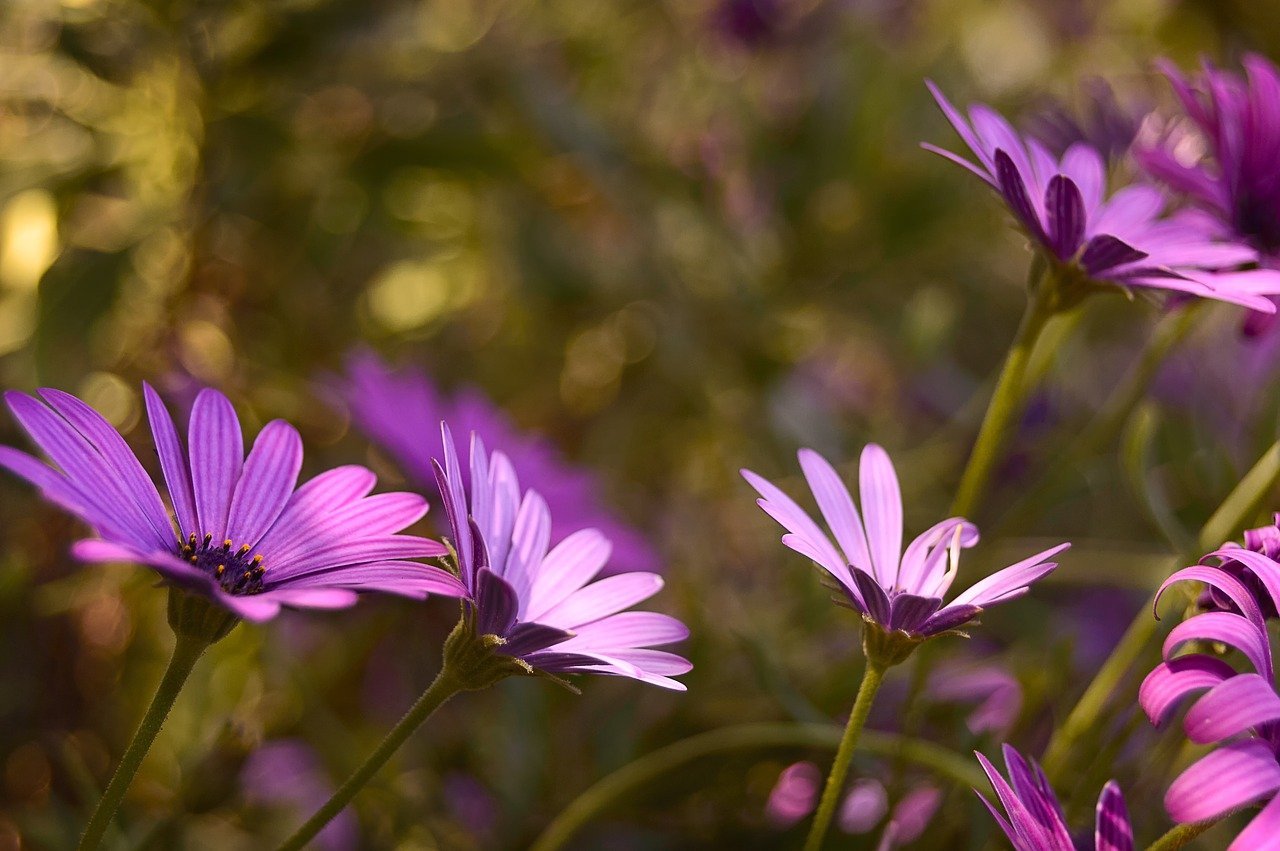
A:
[
  {"left": 188, "top": 389, "right": 244, "bottom": 542},
  {"left": 858, "top": 444, "right": 903, "bottom": 587},
  {"left": 1095, "top": 781, "right": 1133, "bottom": 851},
  {"left": 1166, "top": 739, "right": 1280, "bottom": 823},
  {"left": 1140, "top": 656, "right": 1237, "bottom": 726},
  {"left": 535, "top": 572, "right": 664, "bottom": 631},
  {"left": 144, "top": 383, "right": 199, "bottom": 537},
  {"left": 1185, "top": 673, "right": 1280, "bottom": 744},
  {"left": 225, "top": 420, "right": 303, "bottom": 548}
]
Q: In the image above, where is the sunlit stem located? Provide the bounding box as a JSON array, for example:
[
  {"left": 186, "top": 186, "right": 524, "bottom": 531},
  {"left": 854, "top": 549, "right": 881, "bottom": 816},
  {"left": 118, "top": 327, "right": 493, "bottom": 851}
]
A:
[
  {"left": 803, "top": 662, "right": 886, "bottom": 851},
  {"left": 274, "top": 666, "right": 462, "bottom": 851},
  {"left": 78, "top": 633, "right": 209, "bottom": 851},
  {"left": 1145, "top": 817, "right": 1222, "bottom": 851},
  {"left": 1041, "top": 439, "right": 1280, "bottom": 781},
  {"left": 950, "top": 271, "right": 1057, "bottom": 519}
]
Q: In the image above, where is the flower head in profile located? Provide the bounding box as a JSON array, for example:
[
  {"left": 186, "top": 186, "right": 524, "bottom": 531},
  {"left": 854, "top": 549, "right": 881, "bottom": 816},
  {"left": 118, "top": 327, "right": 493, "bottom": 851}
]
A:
[
  {"left": 1141, "top": 553, "right": 1280, "bottom": 846},
  {"left": 742, "top": 445, "right": 1066, "bottom": 661},
  {"left": 925, "top": 81, "right": 1280, "bottom": 312},
  {"left": 329, "top": 350, "right": 658, "bottom": 576},
  {"left": 0, "top": 386, "right": 463, "bottom": 622},
  {"left": 976, "top": 744, "right": 1132, "bottom": 851},
  {"left": 434, "top": 423, "right": 689, "bottom": 690}
]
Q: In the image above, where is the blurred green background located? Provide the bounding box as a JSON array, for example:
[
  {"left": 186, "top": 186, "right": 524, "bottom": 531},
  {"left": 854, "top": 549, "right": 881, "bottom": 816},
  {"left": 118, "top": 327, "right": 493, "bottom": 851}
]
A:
[{"left": 2, "top": 0, "right": 1280, "bottom": 848}]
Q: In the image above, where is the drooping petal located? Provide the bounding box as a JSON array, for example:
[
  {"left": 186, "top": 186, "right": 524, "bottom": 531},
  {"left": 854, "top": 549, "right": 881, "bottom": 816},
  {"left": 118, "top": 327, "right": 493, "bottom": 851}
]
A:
[
  {"left": 1165, "top": 739, "right": 1280, "bottom": 823},
  {"left": 1140, "top": 656, "right": 1238, "bottom": 726},
  {"left": 1185, "top": 673, "right": 1280, "bottom": 744},
  {"left": 1164, "top": 611, "right": 1271, "bottom": 678},
  {"left": 1229, "top": 792, "right": 1280, "bottom": 851}
]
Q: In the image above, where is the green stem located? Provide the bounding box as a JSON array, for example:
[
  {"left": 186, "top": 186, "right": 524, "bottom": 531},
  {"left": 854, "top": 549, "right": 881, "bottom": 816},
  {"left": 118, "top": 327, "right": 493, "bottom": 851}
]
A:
[
  {"left": 951, "top": 287, "right": 1056, "bottom": 519},
  {"left": 274, "top": 667, "right": 462, "bottom": 851},
  {"left": 528, "top": 721, "right": 984, "bottom": 851},
  {"left": 996, "top": 303, "right": 1202, "bottom": 536},
  {"left": 78, "top": 633, "right": 208, "bottom": 851},
  {"left": 804, "top": 663, "right": 886, "bottom": 851},
  {"left": 1041, "top": 439, "right": 1280, "bottom": 781},
  {"left": 1145, "top": 818, "right": 1220, "bottom": 851}
]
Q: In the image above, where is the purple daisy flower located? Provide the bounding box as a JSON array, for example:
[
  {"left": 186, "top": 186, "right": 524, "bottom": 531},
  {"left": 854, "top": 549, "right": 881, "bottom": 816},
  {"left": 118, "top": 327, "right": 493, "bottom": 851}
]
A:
[
  {"left": 433, "top": 423, "right": 690, "bottom": 690},
  {"left": 976, "top": 744, "right": 1132, "bottom": 851},
  {"left": 1140, "top": 555, "right": 1280, "bottom": 845},
  {"left": 1138, "top": 56, "right": 1280, "bottom": 335},
  {"left": 0, "top": 386, "right": 464, "bottom": 622},
  {"left": 741, "top": 445, "right": 1067, "bottom": 644},
  {"left": 329, "top": 350, "right": 658, "bottom": 576},
  {"left": 925, "top": 81, "right": 1280, "bottom": 311}
]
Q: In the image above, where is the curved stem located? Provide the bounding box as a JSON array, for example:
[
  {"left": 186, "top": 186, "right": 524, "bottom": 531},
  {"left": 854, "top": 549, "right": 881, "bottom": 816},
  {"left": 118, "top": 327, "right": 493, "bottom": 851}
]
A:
[
  {"left": 1145, "top": 817, "right": 1220, "bottom": 851},
  {"left": 951, "top": 287, "right": 1056, "bottom": 519},
  {"left": 274, "top": 667, "right": 461, "bottom": 851},
  {"left": 528, "top": 720, "right": 984, "bottom": 851},
  {"left": 78, "top": 633, "right": 208, "bottom": 851},
  {"left": 1042, "top": 438, "right": 1280, "bottom": 782},
  {"left": 804, "top": 663, "right": 886, "bottom": 851}
]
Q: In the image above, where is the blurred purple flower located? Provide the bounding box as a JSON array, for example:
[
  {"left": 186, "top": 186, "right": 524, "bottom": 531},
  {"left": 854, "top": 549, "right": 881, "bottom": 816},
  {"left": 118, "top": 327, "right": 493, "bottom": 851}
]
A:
[
  {"left": 443, "top": 772, "right": 497, "bottom": 842},
  {"left": 765, "top": 761, "right": 821, "bottom": 828},
  {"left": 713, "top": 0, "right": 783, "bottom": 47},
  {"left": 0, "top": 386, "right": 461, "bottom": 621},
  {"left": 741, "top": 445, "right": 1067, "bottom": 640},
  {"left": 1028, "top": 78, "right": 1147, "bottom": 166},
  {"left": 243, "top": 740, "right": 358, "bottom": 851},
  {"left": 838, "top": 778, "right": 889, "bottom": 834},
  {"left": 882, "top": 784, "right": 942, "bottom": 846},
  {"left": 926, "top": 82, "right": 1280, "bottom": 312},
  {"left": 1139, "top": 56, "right": 1280, "bottom": 335},
  {"left": 976, "top": 744, "right": 1132, "bottom": 851},
  {"left": 1141, "top": 557, "right": 1280, "bottom": 847},
  {"left": 331, "top": 350, "right": 658, "bottom": 576},
  {"left": 435, "top": 423, "right": 690, "bottom": 690},
  {"left": 929, "top": 663, "right": 1023, "bottom": 736}
]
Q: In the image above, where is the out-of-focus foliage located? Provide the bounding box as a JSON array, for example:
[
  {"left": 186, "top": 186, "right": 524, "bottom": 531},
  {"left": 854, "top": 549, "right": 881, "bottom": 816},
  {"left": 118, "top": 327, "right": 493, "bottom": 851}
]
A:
[{"left": 0, "top": 0, "right": 1276, "bottom": 848}]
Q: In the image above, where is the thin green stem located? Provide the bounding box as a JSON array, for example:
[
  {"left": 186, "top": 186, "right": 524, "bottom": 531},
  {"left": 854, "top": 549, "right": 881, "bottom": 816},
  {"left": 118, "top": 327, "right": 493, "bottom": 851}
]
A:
[
  {"left": 78, "top": 633, "right": 208, "bottom": 851},
  {"left": 804, "top": 663, "right": 886, "bottom": 851},
  {"left": 274, "top": 667, "right": 462, "bottom": 851},
  {"left": 1041, "top": 439, "right": 1280, "bottom": 782},
  {"left": 996, "top": 303, "right": 1202, "bottom": 536},
  {"left": 951, "top": 288, "right": 1056, "bottom": 519},
  {"left": 1145, "top": 818, "right": 1220, "bottom": 851},
  {"left": 528, "top": 721, "right": 984, "bottom": 851}
]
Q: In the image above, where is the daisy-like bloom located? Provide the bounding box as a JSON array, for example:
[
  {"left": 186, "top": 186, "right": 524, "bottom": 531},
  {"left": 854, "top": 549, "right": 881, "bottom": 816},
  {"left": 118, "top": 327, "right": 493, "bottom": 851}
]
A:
[
  {"left": 741, "top": 444, "right": 1067, "bottom": 660},
  {"left": 1138, "top": 56, "right": 1280, "bottom": 335},
  {"left": 434, "top": 423, "right": 690, "bottom": 690},
  {"left": 329, "top": 349, "right": 658, "bottom": 576},
  {"left": 925, "top": 81, "right": 1280, "bottom": 312},
  {"left": 1140, "top": 552, "right": 1280, "bottom": 846},
  {"left": 976, "top": 744, "right": 1132, "bottom": 851},
  {"left": 0, "top": 386, "right": 464, "bottom": 622}
]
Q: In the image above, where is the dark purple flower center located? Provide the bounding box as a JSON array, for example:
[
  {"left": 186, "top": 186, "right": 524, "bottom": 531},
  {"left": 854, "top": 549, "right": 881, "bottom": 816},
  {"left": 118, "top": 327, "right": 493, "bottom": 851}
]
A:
[
  {"left": 179, "top": 532, "right": 266, "bottom": 595},
  {"left": 1234, "top": 193, "right": 1280, "bottom": 255}
]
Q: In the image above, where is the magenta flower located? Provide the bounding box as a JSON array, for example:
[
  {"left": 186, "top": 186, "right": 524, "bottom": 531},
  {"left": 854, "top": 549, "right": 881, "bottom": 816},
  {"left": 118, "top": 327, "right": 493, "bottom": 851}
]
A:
[
  {"left": 925, "top": 82, "right": 1280, "bottom": 311},
  {"left": 976, "top": 744, "right": 1132, "bottom": 851},
  {"left": 434, "top": 423, "right": 689, "bottom": 690},
  {"left": 929, "top": 661, "right": 1023, "bottom": 736},
  {"left": 242, "top": 740, "right": 358, "bottom": 851},
  {"left": 741, "top": 445, "right": 1067, "bottom": 642},
  {"left": 329, "top": 350, "right": 658, "bottom": 575},
  {"left": 1140, "top": 553, "right": 1280, "bottom": 846},
  {"left": 1140, "top": 56, "right": 1280, "bottom": 264},
  {"left": 765, "top": 762, "right": 821, "bottom": 828},
  {"left": 0, "top": 386, "right": 463, "bottom": 622}
]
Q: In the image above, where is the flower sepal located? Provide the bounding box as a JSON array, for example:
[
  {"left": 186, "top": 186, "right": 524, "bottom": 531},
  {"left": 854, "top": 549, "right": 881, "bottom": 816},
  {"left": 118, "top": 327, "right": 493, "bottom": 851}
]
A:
[
  {"left": 167, "top": 587, "right": 239, "bottom": 645},
  {"left": 441, "top": 615, "right": 534, "bottom": 692},
  {"left": 862, "top": 618, "right": 940, "bottom": 668}
]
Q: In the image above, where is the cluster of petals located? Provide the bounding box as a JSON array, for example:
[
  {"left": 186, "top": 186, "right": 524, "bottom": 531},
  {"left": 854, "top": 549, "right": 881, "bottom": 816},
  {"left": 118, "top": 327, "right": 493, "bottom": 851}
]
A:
[
  {"left": 741, "top": 444, "right": 1067, "bottom": 638},
  {"left": 434, "top": 423, "right": 689, "bottom": 690},
  {"left": 925, "top": 81, "right": 1280, "bottom": 311},
  {"left": 0, "top": 386, "right": 461, "bottom": 621},
  {"left": 329, "top": 349, "right": 658, "bottom": 575},
  {"left": 976, "top": 744, "right": 1131, "bottom": 851},
  {"left": 1140, "top": 541, "right": 1280, "bottom": 845},
  {"left": 765, "top": 763, "right": 939, "bottom": 846}
]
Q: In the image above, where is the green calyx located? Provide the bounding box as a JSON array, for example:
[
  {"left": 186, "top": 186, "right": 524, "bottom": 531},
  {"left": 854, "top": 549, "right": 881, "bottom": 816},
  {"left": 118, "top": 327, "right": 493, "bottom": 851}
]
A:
[
  {"left": 861, "top": 617, "right": 971, "bottom": 668},
  {"left": 441, "top": 615, "right": 534, "bottom": 692},
  {"left": 166, "top": 587, "right": 240, "bottom": 645}
]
